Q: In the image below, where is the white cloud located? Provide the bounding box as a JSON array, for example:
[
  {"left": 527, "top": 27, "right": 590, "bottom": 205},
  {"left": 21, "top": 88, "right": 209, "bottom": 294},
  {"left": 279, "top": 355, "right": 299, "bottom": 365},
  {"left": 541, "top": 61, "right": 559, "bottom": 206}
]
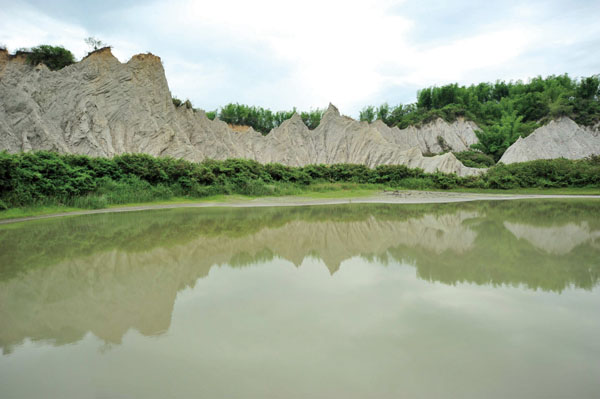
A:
[
  {"left": 1, "top": 0, "right": 599, "bottom": 115},
  {"left": 0, "top": 5, "right": 89, "bottom": 58}
]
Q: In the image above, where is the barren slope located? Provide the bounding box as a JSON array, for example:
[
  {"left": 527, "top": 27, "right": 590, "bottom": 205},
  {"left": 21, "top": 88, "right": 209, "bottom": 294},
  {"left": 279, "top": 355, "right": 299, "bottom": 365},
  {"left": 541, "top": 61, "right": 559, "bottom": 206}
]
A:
[{"left": 499, "top": 117, "right": 600, "bottom": 164}]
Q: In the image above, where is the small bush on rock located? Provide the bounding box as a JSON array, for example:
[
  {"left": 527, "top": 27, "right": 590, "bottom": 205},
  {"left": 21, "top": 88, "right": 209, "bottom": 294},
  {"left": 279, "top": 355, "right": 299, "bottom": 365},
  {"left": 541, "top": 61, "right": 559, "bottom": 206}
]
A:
[{"left": 26, "top": 45, "right": 75, "bottom": 71}]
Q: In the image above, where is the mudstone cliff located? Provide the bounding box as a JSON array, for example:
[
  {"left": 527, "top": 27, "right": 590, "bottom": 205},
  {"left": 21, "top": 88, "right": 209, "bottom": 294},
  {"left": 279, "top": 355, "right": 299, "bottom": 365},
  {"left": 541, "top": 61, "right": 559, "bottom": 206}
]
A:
[{"left": 1, "top": 48, "right": 598, "bottom": 175}]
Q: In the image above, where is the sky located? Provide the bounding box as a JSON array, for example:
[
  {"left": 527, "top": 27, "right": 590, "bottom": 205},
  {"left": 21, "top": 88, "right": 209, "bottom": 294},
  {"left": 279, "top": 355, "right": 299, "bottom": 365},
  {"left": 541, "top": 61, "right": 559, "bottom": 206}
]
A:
[{"left": 1, "top": 0, "right": 599, "bottom": 116}]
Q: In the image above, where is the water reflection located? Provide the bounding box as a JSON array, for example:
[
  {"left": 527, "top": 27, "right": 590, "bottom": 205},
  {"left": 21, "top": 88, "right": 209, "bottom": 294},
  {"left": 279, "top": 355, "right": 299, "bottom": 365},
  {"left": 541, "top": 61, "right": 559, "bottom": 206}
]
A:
[{"left": 0, "top": 201, "right": 599, "bottom": 354}]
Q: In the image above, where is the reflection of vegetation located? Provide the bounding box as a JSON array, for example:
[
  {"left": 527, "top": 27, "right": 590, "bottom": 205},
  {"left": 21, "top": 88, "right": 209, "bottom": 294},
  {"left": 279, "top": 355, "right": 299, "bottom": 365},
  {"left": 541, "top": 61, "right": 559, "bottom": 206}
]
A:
[
  {"left": 389, "top": 220, "right": 598, "bottom": 292},
  {"left": 1, "top": 200, "right": 598, "bottom": 353},
  {"left": 0, "top": 203, "right": 453, "bottom": 280},
  {"left": 1, "top": 200, "right": 599, "bottom": 293}
]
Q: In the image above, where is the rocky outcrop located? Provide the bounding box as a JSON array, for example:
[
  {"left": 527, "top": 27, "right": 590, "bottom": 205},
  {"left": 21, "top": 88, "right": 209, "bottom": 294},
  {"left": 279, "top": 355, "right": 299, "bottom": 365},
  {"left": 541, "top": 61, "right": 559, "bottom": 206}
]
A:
[
  {"left": 0, "top": 48, "right": 198, "bottom": 160},
  {"left": 0, "top": 48, "right": 484, "bottom": 176},
  {"left": 371, "top": 117, "right": 479, "bottom": 153},
  {"left": 499, "top": 117, "right": 600, "bottom": 164}
]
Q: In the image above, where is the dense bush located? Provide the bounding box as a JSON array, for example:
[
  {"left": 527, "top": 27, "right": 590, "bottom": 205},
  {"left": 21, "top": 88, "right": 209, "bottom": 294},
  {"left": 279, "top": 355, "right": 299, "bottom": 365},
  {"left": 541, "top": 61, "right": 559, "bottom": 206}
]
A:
[
  {"left": 216, "top": 103, "right": 324, "bottom": 134},
  {"left": 484, "top": 157, "right": 600, "bottom": 189},
  {"left": 1, "top": 152, "right": 598, "bottom": 211},
  {"left": 25, "top": 45, "right": 75, "bottom": 71},
  {"left": 453, "top": 150, "right": 495, "bottom": 168}
]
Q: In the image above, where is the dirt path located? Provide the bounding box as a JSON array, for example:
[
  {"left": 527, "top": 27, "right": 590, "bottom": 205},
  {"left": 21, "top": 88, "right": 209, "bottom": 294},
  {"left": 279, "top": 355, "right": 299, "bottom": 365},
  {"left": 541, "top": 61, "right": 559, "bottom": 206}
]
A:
[{"left": 1, "top": 191, "right": 599, "bottom": 225}]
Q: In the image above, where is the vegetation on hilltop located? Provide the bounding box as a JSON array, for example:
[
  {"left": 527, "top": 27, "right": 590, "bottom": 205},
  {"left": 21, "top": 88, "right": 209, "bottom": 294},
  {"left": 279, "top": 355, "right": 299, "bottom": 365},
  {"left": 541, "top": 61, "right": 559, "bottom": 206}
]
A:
[
  {"left": 0, "top": 152, "right": 598, "bottom": 212},
  {"left": 171, "top": 100, "right": 325, "bottom": 134},
  {"left": 218, "top": 103, "right": 325, "bottom": 132},
  {"left": 361, "top": 75, "right": 600, "bottom": 160},
  {"left": 24, "top": 45, "right": 75, "bottom": 71},
  {"left": 361, "top": 75, "right": 600, "bottom": 128}
]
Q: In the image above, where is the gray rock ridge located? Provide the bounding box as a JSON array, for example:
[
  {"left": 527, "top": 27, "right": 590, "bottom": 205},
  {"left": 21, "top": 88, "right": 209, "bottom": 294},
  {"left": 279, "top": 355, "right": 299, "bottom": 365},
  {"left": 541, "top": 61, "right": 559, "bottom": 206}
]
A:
[
  {"left": 370, "top": 117, "right": 480, "bottom": 154},
  {"left": 0, "top": 48, "right": 197, "bottom": 160},
  {"left": 499, "top": 117, "right": 600, "bottom": 164},
  {"left": 0, "top": 49, "right": 483, "bottom": 176}
]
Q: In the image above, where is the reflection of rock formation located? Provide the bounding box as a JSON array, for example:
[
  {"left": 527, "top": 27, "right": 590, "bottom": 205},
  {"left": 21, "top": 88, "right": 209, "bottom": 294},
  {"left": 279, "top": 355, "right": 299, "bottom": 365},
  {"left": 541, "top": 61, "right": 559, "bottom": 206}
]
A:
[
  {"left": 0, "top": 201, "right": 599, "bottom": 353},
  {"left": 504, "top": 221, "right": 600, "bottom": 255},
  {"left": 0, "top": 208, "right": 478, "bottom": 353},
  {"left": 247, "top": 211, "right": 479, "bottom": 273}
]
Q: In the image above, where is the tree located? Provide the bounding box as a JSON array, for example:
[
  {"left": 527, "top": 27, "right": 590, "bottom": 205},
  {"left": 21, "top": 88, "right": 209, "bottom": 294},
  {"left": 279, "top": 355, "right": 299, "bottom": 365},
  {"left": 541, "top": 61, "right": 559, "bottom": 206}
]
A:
[
  {"left": 376, "top": 103, "right": 390, "bottom": 124},
  {"left": 472, "top": 111, "right": 524, "bottom": 162},
  {"left": 359, "top": 106, "right": 375, "bottom": 123},
  {"left": 417, "top": 88, "right": 433, "bottom": 110},
  {"left": 576, "top": 76, "right": 600, "bottom": 99},
  {"left": 85, "top": 37, "right": 105, "bottom": 51},
  {"left": 26, "top": 45, "right": 75, "bottom": 71}
]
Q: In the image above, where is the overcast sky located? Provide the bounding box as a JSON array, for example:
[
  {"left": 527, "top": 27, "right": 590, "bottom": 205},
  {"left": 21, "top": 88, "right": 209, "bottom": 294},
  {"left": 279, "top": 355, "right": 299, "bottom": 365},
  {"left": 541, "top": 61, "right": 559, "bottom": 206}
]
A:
[{"left": 1, "top": 0, "right": 599, "bottom": 116}]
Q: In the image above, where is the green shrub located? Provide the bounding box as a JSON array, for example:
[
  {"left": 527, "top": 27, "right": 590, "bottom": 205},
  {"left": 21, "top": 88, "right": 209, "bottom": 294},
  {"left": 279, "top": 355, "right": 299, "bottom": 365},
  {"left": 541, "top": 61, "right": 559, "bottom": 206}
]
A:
[
  {"left": 26, "top": 45, "right": 75, "bottom": 71},
  {"left": 0, "top": 152, "right": 598, "bottom": 210},
  {"left": 453, "top": 150, "right": 495, "bottom": 168}
]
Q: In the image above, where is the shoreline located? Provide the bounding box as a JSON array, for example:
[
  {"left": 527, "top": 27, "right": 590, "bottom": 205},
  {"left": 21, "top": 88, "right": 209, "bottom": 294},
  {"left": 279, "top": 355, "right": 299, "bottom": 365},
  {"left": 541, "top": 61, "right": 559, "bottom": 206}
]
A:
[{"left": 1, "top": 191, "right": 600, "bottom": 225}]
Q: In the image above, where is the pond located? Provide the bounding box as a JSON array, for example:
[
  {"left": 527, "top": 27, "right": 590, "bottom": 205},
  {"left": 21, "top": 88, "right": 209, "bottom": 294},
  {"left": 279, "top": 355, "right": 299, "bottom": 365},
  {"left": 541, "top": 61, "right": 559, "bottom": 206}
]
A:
[{"left": 1, "top": 200, "right": 599, "bottom": 398}]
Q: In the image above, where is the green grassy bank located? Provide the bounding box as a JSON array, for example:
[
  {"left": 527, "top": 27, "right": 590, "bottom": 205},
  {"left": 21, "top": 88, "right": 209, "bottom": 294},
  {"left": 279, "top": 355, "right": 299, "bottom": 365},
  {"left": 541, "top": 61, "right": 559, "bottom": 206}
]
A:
[{"left": 0, "top": 151, "right": 599, "bottom": 220}]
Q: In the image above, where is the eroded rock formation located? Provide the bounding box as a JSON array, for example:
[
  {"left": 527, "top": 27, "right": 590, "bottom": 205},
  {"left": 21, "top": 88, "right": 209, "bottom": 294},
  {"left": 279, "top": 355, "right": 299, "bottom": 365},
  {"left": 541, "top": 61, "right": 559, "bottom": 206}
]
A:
[
  {"left": 499, "top": 117, "right": 600, "bottom": 164},
  {"left": 0, "top": 48, "right": 484, "bottom": 176}
]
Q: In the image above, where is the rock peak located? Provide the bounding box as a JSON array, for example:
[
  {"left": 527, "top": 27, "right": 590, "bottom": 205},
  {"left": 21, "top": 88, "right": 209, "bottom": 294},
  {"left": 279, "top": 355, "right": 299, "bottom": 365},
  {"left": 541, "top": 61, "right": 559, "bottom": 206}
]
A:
[
  {"left": 326, "top": 103, "right": 339, "bottom": 114},
  {"left": 289, "top": 112, "right": 303, "bottom": 122},
  {"left": 322, "top": 103, "right": 340, "bottom": 121},
  {"left": 82, "top": 46, "right": 116, "bottom": 62},
  {"left": 551, "top": 116, "right": 577, "bottom": 127},
  {"left": 129, "top": 52, "right": 162, "bottom": 64}
]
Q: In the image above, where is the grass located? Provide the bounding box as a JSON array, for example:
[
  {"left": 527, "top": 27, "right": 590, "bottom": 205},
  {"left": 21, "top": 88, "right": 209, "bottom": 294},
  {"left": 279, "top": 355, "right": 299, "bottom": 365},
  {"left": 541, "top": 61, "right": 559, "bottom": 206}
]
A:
[
  {"left": 0, "top": 205, "right": 82, "bottom": 220},
  {"left": 1, "top": 183, "right": 598, "bottom": 222}
]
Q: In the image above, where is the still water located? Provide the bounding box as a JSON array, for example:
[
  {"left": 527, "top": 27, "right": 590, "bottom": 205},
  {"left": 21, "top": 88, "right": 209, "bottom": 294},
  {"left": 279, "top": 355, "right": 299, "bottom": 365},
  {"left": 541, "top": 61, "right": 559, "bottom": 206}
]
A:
[{"left": 1, "top": 200, "right": 599, "bottom": 398}]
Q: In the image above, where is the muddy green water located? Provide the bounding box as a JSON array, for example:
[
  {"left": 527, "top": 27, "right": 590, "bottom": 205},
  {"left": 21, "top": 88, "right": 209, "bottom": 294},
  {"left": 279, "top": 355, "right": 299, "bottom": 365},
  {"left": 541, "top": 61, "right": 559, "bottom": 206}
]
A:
[{"left": 0, "top": 200, "right": 599, "bottom": 398}]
